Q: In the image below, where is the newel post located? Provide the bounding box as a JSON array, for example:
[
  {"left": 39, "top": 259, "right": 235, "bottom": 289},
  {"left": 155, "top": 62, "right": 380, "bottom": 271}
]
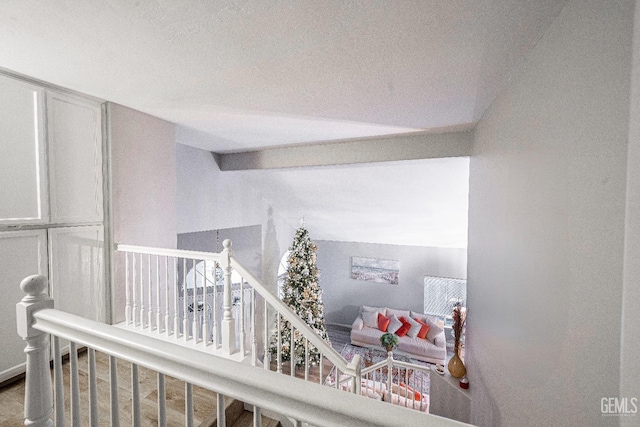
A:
[
  {"left": 16, "top": 275, "right": 55, "bottom": 427},
  {"left": 221, "top": 239, "right": 237, "bottom": 355}
]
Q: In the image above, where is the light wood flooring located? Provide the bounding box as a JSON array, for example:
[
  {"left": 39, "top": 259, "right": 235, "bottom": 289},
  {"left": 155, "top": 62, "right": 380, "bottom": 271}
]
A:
[{"left": 0, "top": 325, "right": 349, "bottom": 426}]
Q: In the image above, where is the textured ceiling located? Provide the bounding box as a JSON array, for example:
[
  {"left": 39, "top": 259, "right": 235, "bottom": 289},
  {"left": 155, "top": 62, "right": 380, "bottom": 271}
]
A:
[
  {"left": 0, "top": 0, "right": 567, "bottom": 151},
  {"left": 0, "top": 1, "right": 568, "bottom": 248}
]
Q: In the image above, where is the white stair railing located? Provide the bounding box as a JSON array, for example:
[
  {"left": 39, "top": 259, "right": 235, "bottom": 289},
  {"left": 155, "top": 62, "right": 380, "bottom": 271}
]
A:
[
  {"left": 16, "top": 275, "right": 468, "bottom": 427},
  {"left": 116, "top": 240, "right": 360, "bottom": 391}
]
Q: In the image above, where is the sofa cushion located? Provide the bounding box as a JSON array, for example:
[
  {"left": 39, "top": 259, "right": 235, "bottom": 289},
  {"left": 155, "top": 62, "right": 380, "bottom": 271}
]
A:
[
  {"left": 414, "top": 318, "right": 430, "bottom": 339},
  {"left": 426, "top": 320, "right": 444, "bottom": 343},
  {"left": 405, "top": 316, "right": 422, "bottom": 339},
  {"left": 362, "top": 310, "right": 379, "bottom": 328},
  {"left": 396, "top": 317, "right": 412, "bottom": 337},
  {"left": 362, "top": 305, "right": 386, "bottom": 316},
  {"left": 351, "top": 325, "right": 385, "bottom": 347},
  {"left": 412, "top": 312, "right": 445, "bottom": 328},
  {"left": 377, "top": 313, "right": 390, "bottom": 332},
  {"left": 387, "top": 308, "right": 411, "bottom": 319},
  {"left": 397, "top": 335, "right": 446, "bottom": 361},
  {"left": 387, "top": 315, "right": 403, "bottom": 334}
]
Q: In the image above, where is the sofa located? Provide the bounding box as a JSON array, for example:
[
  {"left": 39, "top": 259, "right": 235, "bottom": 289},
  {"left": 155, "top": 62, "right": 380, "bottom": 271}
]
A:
[{"left": 350, "top": 305, "right": 446, "bottom": 365}]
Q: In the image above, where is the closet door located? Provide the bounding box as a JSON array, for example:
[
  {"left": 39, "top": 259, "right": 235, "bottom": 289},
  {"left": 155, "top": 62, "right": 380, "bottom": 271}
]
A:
[
  {"left": 0, "top": 75, "right": 48, "bottom": 225},
  {"left": 48, "top": 225, "right": 106, "bottom": 323},
  {"left": 47, "top": 91, "right": 103, "bottom": 224},
  {"left": 0, "top": 230, "right": 48, "bottom": 383}
]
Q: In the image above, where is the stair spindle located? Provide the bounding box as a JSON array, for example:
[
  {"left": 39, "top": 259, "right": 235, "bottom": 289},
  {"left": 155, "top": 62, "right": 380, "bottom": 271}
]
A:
[
  {"left": 158, "top": 373, "right": 167, "bottom": 427},
  {"left": 88, "top": 348, "right": 98, "bottom": 426},
  {"left": 132, "top": 363, "right": 141, "bottom": 427},
  {"left": 70, "top": 342, "right": 81, "bottom": 426},
  {"left": 109, "top": 355, "right": 120, "bottom": 427}
]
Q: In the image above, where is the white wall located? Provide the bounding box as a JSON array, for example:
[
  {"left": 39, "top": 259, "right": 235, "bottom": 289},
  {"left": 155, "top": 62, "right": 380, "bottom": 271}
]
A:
[
  {"left": 467, "top": 1, "right": 634, "bottom": 426},
  {"left": 621, "top": 1, "right": 640, "bottom": 421},
  {"left": 176, "top": 143, "right": 262, "bottom": 233},
  {"left": 109, "top": 103, "right": 177, "bottom": 321},
  {"left": 316, "top": 240, "right": 467, "bottom": 326},
  {"left": 177, "top": 225, "right": 262, "bottom": 279}
]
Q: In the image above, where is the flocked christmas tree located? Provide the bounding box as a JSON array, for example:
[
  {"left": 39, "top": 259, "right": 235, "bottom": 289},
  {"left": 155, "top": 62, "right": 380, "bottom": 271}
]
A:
[{"left": 270, "top": 226, "right": 330, "bottom": 366}]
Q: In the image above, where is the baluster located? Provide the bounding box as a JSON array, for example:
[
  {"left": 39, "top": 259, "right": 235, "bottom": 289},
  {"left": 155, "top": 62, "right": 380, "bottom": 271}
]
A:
[
  {"left": 156, "top": 255, "right": 162, "bottom": 333},
  {"left": 132, "top": 253, "right": 138, "bottom": 326},
  {"left": 132, "top": 364, "right": 141, "bottom": 427},
  {"left": 125, "top": 252, "right": 131, "bottom": 324},
  {"left": 404, "top": 368, "right": 409, "bottom": 407},
  {"left": 183, "top": 258, "right": 188, "bottom": 341},
  {"left": 185, "top": 383, "right": 194, "bottom": 427},
  {"left": 217, "top": 393, "right": 226, "bottom": 427},
  {"left": 158, "top": 373, "right": 166, "bottom": 427},
  {"left": 221, "top": 239, "right": 236, "bottom": 354},
  {"left": 69, "top": 342, "right": 81, "bottom": 426},
  {"left": 386, "top": 353, "right": 393, "bottom": 404},
  {"left": 263, "top": 299, "right": 268, "bottom": 370},
  {"left": 335, "top": 367, "right": 339, "bottom": 389},
  {"left": 88, "top": 349, "right": 98, "bottom": 426},
  {"left": 253, "top": 406, "right": 262, "bottom": 427},
  {"left": 109, "top": 355, "right": 120, "bottom": 427},
  {"left": 213, "top": 264, "right": 218, "bottom": 348},
  {"left": 319, "top": 353, "right": 323, "bottom": 385},
  {"left": 304, "top": 338, "right": 309, "bottom": 381},
  {"left": 173, "top": 258, "right": 179, "bottom": 337},
  {"left": 203, "top": 261, "right": 209, "bottom": 347},
  {"left": 53, "top": 336, "right": 65, "bottom": 426},
  {"left": 276, "top": 314, "right": 282, "bottom": 373},
  {"left": 240, "top": 276, "right": 245, "bottom": 355},
  {"left": 292, "top": 419, "right": 302, "bottom": 427},
  {"left": 251, "top": 288, "right": 257, "bottom": 366},
  {"left": 139, "top": 253, "right": 144, "bottom": 329},
  {"left": 148, "top": 254, "right": 153, "bottom": 329},
  {"left": 165, "top": 256, "right": 170, "bottom": 336},
  {"left": 290, "top": 325, "right": 295, "bottom": 378},
  {"left": 192, "top": 259, "right": 198, "bottom": 343}
]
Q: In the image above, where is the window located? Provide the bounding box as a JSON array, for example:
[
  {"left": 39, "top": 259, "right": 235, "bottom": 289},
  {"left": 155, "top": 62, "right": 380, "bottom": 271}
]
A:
[{"left": 424, "top": 276, "right": 467, "bottom": 326}]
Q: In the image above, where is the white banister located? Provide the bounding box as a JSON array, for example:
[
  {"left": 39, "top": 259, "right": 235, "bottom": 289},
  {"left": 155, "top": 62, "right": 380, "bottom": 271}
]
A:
[
  {"left": 221, "top": 239, "right": 237, "bottom": 355},
  {"left": 230, "top": 258, "right": 353, "bottom": 374},
  {"left": 16, "top": 275, "right": 54, "bottom": 427},
  {"left": 27, "top": 307, "right": 463, "bottom": 427}
]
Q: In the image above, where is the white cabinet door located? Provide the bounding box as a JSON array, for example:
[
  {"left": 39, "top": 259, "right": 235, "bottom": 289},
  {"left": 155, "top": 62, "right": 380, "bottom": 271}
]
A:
[
  {"left": 0, "top": 230, "right": 48, "bottom": 383},
  {"left": 48, "top": 226, "right": 106, "bottom": 323},
  {"left": 0, "top": 75, "right": 48, "bottom": 225},
  {"left": 47, "top": 92, "right": 103, "bottom": 224}
]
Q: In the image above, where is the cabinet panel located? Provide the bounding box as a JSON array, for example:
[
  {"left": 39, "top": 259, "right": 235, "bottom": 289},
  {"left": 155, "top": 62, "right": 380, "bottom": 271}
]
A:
[
  {"left": 0, "top": 75, "right": 48, "bottom": 224},
  {"left": 47, "top": 92, "right": 103, "bottom": 224},
  {"left": 0, "top": 230, "right": 48, "bottom": 383},
  {"left": 49, "top": 226, "right": 105, "bottom": 323}
]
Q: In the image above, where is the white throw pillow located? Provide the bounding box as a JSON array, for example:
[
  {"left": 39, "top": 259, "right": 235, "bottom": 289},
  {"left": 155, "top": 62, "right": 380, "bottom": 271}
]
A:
[
  {"left": 405, "top": 317, "right": 422, "bottom": 338},
  {"left": 387, "top": 314, "right": 403, "bottom": 334},
  {"left": 362, "top": 310, "right": 379, "bottom": 328},
  {"left": 426, "top": 319, "right": 444, "bottom": 343}
]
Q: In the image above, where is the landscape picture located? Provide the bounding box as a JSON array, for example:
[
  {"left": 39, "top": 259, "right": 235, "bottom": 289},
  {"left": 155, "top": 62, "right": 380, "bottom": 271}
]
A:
[{"left": 351, "top": 256, "right": 399, "bottom": 285}]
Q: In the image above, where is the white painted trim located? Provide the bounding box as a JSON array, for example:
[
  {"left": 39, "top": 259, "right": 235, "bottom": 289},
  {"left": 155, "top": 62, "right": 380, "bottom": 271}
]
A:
[{"left": 31, "top": 308, "right": 467, "bottom": 426}]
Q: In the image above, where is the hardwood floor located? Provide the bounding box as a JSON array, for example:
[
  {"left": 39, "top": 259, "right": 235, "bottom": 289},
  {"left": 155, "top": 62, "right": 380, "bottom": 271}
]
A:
[{"left": 0, "top": 325, "right": 349, "bottom": 426}]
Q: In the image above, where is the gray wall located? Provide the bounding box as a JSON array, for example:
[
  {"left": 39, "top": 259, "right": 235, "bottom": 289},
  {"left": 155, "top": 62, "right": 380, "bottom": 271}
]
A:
[
  {"left": 109, "top": 103, "right": 177, "bottom": 322},
  {"left": 316, "top": 239, "right": 467, "bottom": 326},
  {"left": 621, "top": 1, "right": 640, "bottom": 417},
  {"left": 177, "top": 225, "right": 262, "bottom": 279},
  {"left": 467, "top": 0, "right": 634, "bottom": 425}
]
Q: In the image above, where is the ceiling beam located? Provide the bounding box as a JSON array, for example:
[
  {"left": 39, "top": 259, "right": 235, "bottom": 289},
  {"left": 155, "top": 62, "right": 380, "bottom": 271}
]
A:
[{"left": 216, "top": 130, "right": 473, "bottom": 171}]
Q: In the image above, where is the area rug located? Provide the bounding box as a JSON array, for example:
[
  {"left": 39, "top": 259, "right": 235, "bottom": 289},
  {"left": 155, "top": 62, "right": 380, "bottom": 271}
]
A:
[{"left": 335, "top": 344, "right": 431, "bottom": 396}]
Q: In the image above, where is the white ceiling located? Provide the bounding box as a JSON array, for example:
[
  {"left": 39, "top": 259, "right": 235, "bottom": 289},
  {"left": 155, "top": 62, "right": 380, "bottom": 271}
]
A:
[{"left": 0, "top": 1, "right": 567, "bottom": 248}]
